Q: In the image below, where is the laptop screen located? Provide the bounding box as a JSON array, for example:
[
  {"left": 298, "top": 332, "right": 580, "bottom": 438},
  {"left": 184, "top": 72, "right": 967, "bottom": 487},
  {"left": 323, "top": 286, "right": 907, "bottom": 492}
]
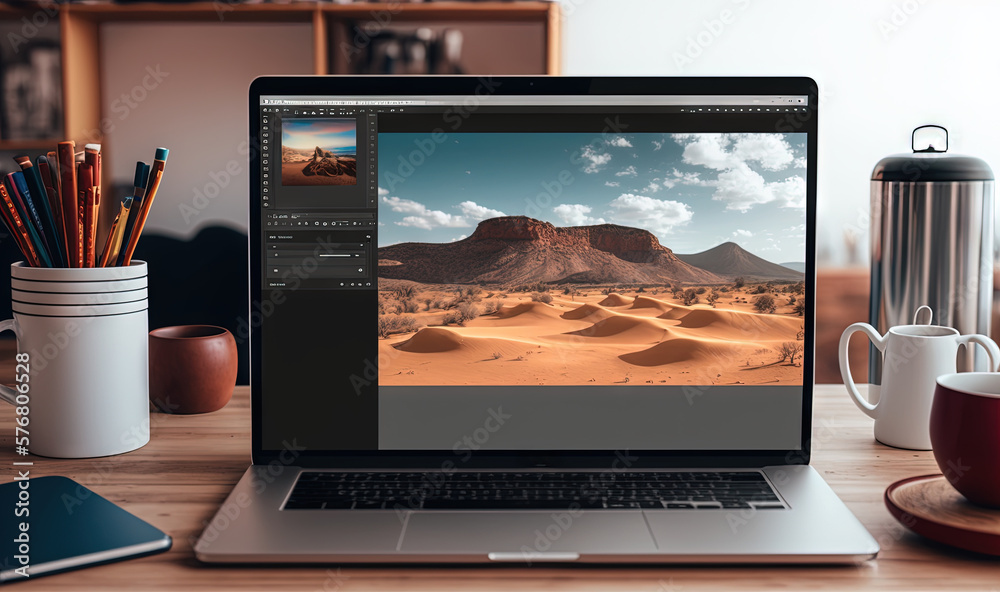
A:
[{"left": 254, "top": 79, "right": 814, "bottom": 459}]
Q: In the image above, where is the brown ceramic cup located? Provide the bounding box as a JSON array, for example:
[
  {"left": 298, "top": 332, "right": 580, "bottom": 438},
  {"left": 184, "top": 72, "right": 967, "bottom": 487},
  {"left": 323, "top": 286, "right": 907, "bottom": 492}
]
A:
[{"left": 149, "top": 325, "right": 238, "bottom": 414}]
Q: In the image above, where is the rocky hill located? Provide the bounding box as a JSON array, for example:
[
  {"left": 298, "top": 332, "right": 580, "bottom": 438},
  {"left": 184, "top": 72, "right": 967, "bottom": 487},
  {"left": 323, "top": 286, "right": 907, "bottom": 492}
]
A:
[
  {"left": 378, "top": 216, "right": 726, "bottom": 285},
  {"left": 677, "top": 242, "right": 804, "bottom": 281}
]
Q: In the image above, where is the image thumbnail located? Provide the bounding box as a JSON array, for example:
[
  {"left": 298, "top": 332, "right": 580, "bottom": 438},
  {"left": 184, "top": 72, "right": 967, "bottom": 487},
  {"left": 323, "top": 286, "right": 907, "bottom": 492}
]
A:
[{"left": 281, "top": 118, "right": 357, "bottom": 186}]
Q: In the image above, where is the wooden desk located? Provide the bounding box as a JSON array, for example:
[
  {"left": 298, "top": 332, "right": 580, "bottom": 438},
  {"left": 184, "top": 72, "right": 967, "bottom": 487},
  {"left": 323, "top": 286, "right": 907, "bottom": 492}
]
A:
[{"left": 1, "top": 384, "right": 999, "bottom": 591}]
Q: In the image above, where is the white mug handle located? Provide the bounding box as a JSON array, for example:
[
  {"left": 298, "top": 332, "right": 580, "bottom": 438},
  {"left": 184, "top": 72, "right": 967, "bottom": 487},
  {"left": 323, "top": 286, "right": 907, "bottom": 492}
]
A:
[
  {"left": 956, "top": 334, "right": 1000, "bottom": 372},
  {"left": 0, "top": 319, "right": 18, "bottom": 405},
  {"left": 912, "top": 305, "right": 933, "bottom": 325},
  {"left": 839, "top": 322, "right": 886, "bottom": 419}
]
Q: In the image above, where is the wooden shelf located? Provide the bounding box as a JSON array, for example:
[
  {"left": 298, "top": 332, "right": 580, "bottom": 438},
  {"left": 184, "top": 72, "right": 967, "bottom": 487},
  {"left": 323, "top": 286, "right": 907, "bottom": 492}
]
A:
[{"left": 0, "top": 139, "right": 65, "bottom": 151}]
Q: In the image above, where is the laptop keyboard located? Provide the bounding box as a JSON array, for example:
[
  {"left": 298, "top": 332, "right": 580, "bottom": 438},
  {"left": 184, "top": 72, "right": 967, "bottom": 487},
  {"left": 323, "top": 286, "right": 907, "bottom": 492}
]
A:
[{"left": 284, "top": 471, "right": 785, "bottom": 510}]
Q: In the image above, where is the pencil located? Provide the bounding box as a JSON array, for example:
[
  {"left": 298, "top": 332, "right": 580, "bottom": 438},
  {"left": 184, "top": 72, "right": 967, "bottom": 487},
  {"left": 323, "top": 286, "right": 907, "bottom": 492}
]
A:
[
  {"left": 57, "top": 142, "right": 78, "bottom": 267},
  {"left": 9, "top": 171, "right": 52, "bottom": 261},
  {"left": 38, "top": 156, "right": 66, "bottom": 267},
  {"left": 18, "top": 156, "right": 65, "bottom": 267},
  {"left": 78, "top": 164, "right": 93, "bottom": 268},
  {"left": 119, "top": 156, "right": 162, "bottom": 267},
  {"left": 100, "top": 196, "right": 132, "bottom": 267},
  {"left": 0, "top": 183, "right": 42, "bottom": 267},
  {"left": 6, "top": 173, "right": 51, "bottom": 267}
]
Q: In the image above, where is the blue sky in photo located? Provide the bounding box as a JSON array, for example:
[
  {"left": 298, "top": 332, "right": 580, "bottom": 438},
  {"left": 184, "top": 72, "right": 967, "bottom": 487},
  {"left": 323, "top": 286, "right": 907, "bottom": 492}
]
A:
[
  {"left": 377, "top": 132, "right": 807, "bottom": 263},
  {"left": 282, "top": 118, "right": 356, "bottom": 154}
]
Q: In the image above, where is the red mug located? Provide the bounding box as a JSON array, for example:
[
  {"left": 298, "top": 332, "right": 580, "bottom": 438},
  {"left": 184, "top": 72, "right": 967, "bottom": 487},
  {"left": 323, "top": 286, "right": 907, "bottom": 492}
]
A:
[{"left": 930, "top": 372, "right": 1000, "bottom": 507}]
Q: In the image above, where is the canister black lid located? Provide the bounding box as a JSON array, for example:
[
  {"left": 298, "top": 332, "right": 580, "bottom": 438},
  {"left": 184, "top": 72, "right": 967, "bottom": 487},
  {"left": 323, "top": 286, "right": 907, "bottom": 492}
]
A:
[{"left": 871, "top": 125, "right": 994, "bottom": 182}]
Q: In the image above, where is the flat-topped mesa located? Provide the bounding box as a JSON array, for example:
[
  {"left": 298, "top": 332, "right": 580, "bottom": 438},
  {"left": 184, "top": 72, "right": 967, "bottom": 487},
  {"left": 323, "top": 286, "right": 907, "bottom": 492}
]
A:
[
  {"left": 469, "top": 216, "right": 674, "bottom": 263},
  {"left": 469, "top": 216, "right": 559, "bottom": 242}
]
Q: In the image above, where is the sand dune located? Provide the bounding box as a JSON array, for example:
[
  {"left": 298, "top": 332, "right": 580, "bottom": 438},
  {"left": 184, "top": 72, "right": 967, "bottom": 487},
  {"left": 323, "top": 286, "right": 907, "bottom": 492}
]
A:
[
  {"left": 380, "top": 285, "right": 806, "bottom": 386},
  {"left": 619, "top": 338, "right": 742, "bottom": 367},
  {"left": 598, "top": 293, "right": 634, "bottom": 307},
  {"left": 394, "top": 327, "right": 527, "bottom": 358},
  {"left": 567, "top": 315, "right": 675, "bottom": 343},
  {"left": 561, "top": 303, "right": 616, "bottom": 321},
  {"left": 673, "top": 308, "right": 801, "bottom": 340}
]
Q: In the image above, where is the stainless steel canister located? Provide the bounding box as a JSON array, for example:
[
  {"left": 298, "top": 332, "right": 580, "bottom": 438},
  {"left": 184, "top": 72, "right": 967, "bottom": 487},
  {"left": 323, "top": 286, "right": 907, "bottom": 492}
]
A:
[{"left": 869, "top": 125, "right": 995, "bottom": 394}]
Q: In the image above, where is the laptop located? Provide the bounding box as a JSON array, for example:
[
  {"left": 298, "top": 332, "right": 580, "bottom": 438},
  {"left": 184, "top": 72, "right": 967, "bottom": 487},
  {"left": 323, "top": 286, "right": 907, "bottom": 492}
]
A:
[{"left": 195, "top": 76, "right": 878, "bottom": 564}]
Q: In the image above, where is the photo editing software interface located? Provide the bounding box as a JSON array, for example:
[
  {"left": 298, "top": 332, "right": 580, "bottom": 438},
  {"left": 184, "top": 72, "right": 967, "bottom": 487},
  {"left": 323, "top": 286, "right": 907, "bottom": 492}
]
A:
[{"left": 258, "top": 92, "right": 811, "bottom": 453}]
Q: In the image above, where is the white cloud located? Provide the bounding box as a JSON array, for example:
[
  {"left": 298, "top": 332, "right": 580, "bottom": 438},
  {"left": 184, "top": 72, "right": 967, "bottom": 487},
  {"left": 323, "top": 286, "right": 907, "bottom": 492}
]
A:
[
  {"left": 793, "top": 157, "right": 807, "bottom": 169},
  {"left": 465, "top": 170, "right": 472, "bottom": 174},
  {"left": 604, "top": 180, "right": 620, "bottom": 187},
  {"left": 608, "top": 193, "right": 693, "bottom": 237},
  {"left": 711, "top": 165, "right": 806, "bottom": 212},
  {"left": 377, "top": 186, "right": 389, "bottom": 196},
  {"left": 733, "top": 229, "right": 753, "bottom": 238},
  {"left": 652, "top": 140, "right": 663, "bottom": 151},
  {"left": 615, "top": 165, "right": 638, "bottom": 177},
  {"left": 673, "top": 133, "right": 795, "bottom": 172},
  {"left": 580, "top": 145, "right": 611, "bottom": 174},
  {"left": 450, "top": 234, "right": 467, "bottom": 242},
  {"left": 645, "top": 181, "right": 661, "bottom": 193},
  {"left": 458, "top": 200, "right": 505, "bottom": 221},
  {"left": 608, "top": 136, "right": 633, "bottom": 148},
  {"left": 553, "top": 204, "right": 605, "bottom": 226},
  {"left": 382, "top": 196, "right": 468, "bottom": 230},
  {"left": 668, "top": 168, "right": 709, "bottom": 186}
]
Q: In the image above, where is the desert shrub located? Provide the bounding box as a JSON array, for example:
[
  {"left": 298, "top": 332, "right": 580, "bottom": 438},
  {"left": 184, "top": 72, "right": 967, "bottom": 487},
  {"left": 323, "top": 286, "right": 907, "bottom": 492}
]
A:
[
  {"left": 751, "top": 284, "right": 766, "bottom": 294},
  {"left": 682, "top": 288, "right": 699, "bottom": 306},
  {"left": 392, "top": 285, "right": 416, "bottom": 300},
  {"left": 377, "top": 314, "right": 419, "bottom": 338},
  {"left": 400, "top": 298, "right": 420, "bottom": 314},
  {"left": 733, "top": 276, "right": 746, "bottom": 289},
  {"left": 531, "top": 291, "right": 553, "bottom": 304},
  {"left": 516, "top": 281, "right": 551, "bottom": 293},
  {"left": 481, "top": 299, "right": 502, "bottom": 315},
  {"left": 636, "top": 286, "right": 646, "bottom": 293},
  {"left": 793, "top": 301, "right": 805, "bottom": 316},
  {"left": 787, "top": 295, "right": 796, "bottom": 305},
  {"left": 706, "top": 291, "right": 719, "bottom": 307},
  {"left": 455, "top": 286, "right": 483, "bottom": 302},
  {"left": 441, "top": 311, "right": 464, "bottom": 326},
  {"left": 458, "top": 302, "right": 482, "bottom": 322},
  {"left": 491, "top": 352, "right": 503, "bottom": 360},
  {"left": 695, "top": 287, "right": 707, "bottom": 294},
  {"left": 753, "top": 294, "right": 777, "bottom": 314},
  {"left": 719, "top": 286, "right": 730, "bottom": 293},
  {"left": 778, "top": 341, "right": 804, "bottom": 365}
]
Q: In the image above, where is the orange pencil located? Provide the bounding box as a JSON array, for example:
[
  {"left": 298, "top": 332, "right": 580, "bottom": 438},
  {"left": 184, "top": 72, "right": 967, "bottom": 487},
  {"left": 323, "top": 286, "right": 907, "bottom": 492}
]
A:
[
  {"left": 78, "top": 164, "right": 93, "bottom": 267},
  {"left": 120, "top": 148, "right": 168, "bottom": 266},
  {"left": 0, "top": 183, "right": 41, "bottom": 267}
]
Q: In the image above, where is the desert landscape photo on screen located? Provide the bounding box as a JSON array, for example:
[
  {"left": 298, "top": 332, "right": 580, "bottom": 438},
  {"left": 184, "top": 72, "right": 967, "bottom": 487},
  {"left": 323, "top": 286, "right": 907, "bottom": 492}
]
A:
[
  {"left": 376, "top": 132, "right": 807, "bottom": 386},
  {"left": 281, "top": 118, "right": 358, "bottom": 186}
]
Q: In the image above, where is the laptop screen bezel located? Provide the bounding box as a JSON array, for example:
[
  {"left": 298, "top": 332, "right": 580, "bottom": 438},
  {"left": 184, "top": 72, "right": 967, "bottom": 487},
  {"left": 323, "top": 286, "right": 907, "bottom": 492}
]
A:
[{"left": 248, "top": 75, "right": 818, "bottom": 468}]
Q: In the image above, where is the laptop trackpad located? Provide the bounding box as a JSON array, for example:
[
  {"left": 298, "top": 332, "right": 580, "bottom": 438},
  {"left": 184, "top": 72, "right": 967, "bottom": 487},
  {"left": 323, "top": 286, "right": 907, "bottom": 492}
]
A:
[{"left": 400, "top": 511, "right": 656, "bottom": 557}]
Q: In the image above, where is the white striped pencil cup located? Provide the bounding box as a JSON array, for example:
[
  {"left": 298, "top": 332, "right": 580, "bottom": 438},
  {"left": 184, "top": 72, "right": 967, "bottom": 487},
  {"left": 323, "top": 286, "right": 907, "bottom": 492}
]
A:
[{"left": 0, "top": 261, "right": 149, "bottom": 458}]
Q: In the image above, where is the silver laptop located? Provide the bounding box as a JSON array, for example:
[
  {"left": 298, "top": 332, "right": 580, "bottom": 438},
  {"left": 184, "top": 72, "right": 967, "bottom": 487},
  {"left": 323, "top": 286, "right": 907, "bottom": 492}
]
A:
[{"left": 195, "top": 76, "right": 877, "bottom": 564}]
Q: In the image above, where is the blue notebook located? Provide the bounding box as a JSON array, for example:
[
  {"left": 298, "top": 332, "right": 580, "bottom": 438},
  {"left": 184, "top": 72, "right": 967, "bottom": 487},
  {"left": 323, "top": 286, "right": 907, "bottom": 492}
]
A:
[{"left": 1, "top": 476, "right": 171, "bottom": 583}]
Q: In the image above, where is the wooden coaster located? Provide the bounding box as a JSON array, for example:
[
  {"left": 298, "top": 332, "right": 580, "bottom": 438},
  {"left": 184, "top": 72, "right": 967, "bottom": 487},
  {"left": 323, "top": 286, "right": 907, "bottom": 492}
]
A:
[{"left": 885, "top": 474, "right": 1000, "bottom": 556}]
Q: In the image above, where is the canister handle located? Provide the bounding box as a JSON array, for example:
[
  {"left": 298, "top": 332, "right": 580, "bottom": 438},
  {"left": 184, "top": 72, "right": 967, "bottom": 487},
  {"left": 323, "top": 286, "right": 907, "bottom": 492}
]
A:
[{"left": 912, "top": 125, "right": 948, "bottom": 153}]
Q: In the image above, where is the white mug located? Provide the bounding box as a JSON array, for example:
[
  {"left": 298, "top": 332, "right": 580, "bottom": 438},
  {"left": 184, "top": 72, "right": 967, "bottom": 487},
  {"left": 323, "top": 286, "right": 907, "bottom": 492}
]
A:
[
  {"left": 0, "top": 262, "right": 150, "bottom": 458},
  {"left": 840, "top": 314, "right": 999, "bottom": 450}
]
